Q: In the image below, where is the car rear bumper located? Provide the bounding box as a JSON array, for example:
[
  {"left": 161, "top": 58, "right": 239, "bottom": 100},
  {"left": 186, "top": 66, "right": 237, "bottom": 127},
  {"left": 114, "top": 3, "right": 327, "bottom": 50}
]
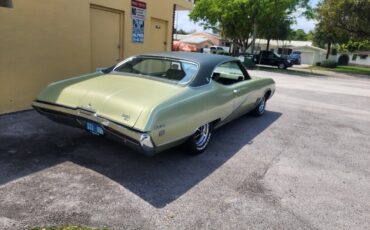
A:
[{"left": 32, "top": 101, "right": 157, "bottom": 156}]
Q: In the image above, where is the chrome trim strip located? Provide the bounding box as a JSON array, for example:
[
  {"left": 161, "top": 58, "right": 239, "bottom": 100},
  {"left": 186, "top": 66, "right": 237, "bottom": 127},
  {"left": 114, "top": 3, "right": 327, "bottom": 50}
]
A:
[{"left": 32, "top": 101, "right": 143, "bottom": 142}]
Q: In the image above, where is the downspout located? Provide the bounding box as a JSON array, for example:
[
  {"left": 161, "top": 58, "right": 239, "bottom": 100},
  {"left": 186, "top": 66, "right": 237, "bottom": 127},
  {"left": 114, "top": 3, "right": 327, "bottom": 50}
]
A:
[{"left": 171, "top": 4, "right": 176, "bottom": 51}]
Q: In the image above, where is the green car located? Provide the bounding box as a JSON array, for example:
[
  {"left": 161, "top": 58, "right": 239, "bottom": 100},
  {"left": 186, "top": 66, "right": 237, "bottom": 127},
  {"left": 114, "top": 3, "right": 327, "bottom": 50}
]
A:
[{"left": 32, "top": 52, "right": 275, "bottom": 156}]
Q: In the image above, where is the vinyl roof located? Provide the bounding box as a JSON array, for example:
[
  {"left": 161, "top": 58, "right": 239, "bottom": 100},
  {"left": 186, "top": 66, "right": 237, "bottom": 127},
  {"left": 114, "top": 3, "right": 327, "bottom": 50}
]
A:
[{"left": 142, "top": 52, "right": 237, "bottom": 65}]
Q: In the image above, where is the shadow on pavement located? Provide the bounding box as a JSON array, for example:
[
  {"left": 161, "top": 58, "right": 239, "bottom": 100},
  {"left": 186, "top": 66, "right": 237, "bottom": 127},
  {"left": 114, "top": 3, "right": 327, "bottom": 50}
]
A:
[{"left": 0, "top": 110, "right": 281, "bottom": 208}]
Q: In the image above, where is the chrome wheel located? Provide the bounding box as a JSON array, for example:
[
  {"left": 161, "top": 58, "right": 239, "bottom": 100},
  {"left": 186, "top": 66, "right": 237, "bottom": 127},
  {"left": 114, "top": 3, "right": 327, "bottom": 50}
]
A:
[
  {"left": 251, "top": 96, "right": 267, "bottom": 117},
  {"left": 278, "top": 63, "right": 285, "bottom": 69},
  {"left": 194, "top": 123, "right": 211, "bottom": 150},
  {"left": 258, "top": 98, "right": 266, "bottom": 114}
]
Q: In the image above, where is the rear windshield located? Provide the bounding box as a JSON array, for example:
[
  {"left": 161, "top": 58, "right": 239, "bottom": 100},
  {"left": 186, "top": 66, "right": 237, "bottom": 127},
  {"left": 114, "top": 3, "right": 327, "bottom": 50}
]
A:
[{"left": 113, "top": 57, "right": 198, "bottom": 85}]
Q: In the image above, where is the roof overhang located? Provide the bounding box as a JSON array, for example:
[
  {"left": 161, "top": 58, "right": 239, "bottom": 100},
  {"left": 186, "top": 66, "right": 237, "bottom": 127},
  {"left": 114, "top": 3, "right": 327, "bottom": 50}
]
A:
[{"left": 174, "top": 0, "right": 194, "bottom": 11}]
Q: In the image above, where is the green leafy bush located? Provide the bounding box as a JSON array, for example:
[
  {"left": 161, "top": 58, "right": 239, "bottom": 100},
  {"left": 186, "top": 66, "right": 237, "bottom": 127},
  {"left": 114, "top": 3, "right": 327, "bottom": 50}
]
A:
[{"left": 320, "top": 60, "right": 338, "bottom": 68}]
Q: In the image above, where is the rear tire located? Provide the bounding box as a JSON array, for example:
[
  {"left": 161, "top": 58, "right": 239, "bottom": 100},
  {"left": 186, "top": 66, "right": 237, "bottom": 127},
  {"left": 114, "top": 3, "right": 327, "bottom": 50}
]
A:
[
  {"left": 278, "top": 63, "right": 286, "bottom": 69},
  {"left": 185, "top": 123, "right": 212, "bottom": 155},
  {"left": 251, "top": 96, "right": 266, "bottom": 117}
]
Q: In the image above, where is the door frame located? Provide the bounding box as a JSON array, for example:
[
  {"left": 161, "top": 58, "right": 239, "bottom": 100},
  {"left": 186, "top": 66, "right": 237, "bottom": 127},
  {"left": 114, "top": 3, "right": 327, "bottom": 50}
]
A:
[{"left": 90, "top": 4, "right": 125, "bottom": 68}]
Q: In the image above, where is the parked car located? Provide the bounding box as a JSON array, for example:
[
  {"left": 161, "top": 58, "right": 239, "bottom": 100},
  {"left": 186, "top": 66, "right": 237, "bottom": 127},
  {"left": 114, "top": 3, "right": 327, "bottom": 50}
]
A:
[
  {"left": 288, "top": 51, "right": 301, "bottom": 65},
  {"left": 32, "top": 52, "right": 275, "bottom": 156},
  {"left": 204, "top": 46, "right": 230, "bottom": 54},
  {"left": 253, "top": 50, "right": 293, "bottom": 69}
]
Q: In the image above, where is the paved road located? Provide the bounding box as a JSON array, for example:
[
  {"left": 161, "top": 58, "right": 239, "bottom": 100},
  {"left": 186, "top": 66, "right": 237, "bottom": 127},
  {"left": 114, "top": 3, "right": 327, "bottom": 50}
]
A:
[{"left": 0, "top": 71, "right": 369, "bottom": 229}]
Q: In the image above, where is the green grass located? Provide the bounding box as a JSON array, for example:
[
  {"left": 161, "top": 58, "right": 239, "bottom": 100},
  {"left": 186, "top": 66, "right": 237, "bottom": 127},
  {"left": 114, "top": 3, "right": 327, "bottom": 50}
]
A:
[
  {"left": 334, "top": 65, "right": 370, "bottom": 75},
  {"left": 310, "top": 65, "right": 370, "bottom": 76},
  {"left": 28, "top": 226, "right": 109, "bottom": 230}
]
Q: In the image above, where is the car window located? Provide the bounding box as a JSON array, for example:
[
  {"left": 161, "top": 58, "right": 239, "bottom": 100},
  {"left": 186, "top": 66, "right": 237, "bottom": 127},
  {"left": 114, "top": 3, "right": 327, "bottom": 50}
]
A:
[
  {"left": 262, "top": 52, "right": 269, "bottom": 57},
  {"left": 212, "top": 62, "right": 246, "bottom": 85},
  {"left": 114, "top": 57, "right": 198, "bottom": 85}
]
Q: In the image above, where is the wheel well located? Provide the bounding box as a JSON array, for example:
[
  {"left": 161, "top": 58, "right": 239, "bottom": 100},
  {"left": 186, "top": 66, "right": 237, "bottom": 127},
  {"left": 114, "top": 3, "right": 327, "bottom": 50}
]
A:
[
  {"left": 211, "top": 118, "right": 221, "bottom": 128},
  {"left": 264, "top": 90, "right": 272, "bottom": 100}
]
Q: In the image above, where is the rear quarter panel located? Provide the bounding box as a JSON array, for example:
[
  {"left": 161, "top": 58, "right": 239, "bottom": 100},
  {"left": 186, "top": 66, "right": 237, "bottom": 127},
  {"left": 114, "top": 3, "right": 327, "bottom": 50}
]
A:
[
  {"left": 143, "top": 83, "right": 234, "bottom": 146},
  {"left": 141, "top": 77, "right": 275, "bottom": 147}
]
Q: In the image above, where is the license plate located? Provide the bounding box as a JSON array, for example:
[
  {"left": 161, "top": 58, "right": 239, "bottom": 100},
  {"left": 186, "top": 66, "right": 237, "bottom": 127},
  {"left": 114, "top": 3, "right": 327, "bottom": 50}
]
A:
[{"left": 86, "top": 122, "right": 104, "bottom": 136}]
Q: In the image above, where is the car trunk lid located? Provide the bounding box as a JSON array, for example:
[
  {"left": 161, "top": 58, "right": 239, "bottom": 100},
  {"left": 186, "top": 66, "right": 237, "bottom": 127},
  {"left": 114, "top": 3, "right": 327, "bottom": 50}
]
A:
[{"left": 37, "top": 74, "right": 182, "bottom": 128}]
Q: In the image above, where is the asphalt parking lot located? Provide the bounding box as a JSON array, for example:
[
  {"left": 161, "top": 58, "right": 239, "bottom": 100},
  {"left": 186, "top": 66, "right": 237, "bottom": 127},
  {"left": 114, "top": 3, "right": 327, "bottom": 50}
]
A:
[{"left": 0, "top": 70, "right": 369, "bottom": 229}]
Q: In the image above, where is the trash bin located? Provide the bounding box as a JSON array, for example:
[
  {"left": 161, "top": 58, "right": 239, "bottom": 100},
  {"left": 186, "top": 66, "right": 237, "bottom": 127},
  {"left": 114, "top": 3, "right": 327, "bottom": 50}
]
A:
[{"left": 242, "top": 54, "right": 256, "bottom": 69}]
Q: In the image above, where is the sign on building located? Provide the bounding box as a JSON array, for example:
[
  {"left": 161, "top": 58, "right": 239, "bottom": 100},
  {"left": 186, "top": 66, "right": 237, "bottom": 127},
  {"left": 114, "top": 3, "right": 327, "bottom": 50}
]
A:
[{"left": 132, "top": 0, "right": 146, "bottom": 43}]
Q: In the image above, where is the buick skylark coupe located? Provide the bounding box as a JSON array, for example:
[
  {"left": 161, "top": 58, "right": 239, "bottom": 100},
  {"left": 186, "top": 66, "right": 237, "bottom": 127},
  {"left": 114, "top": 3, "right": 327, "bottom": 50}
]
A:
[{"left": 32, "top": 52, "right": 275, "bottom": 155}]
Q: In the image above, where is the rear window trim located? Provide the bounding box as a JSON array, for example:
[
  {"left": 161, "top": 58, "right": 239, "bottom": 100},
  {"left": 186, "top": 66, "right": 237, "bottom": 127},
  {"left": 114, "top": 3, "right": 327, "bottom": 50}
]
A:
[{"left": 112, "top": 56, "right": 200, "bottom": 86}]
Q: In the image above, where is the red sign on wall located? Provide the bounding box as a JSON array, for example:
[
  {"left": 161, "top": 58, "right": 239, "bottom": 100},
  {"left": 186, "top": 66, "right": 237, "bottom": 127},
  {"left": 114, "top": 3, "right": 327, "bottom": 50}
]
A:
[
  {"left": 132, "top": 0, "right": 146, "bottom": 10},
  {"left": 131, "top": 0, "right": 146, "bottom": 20}
]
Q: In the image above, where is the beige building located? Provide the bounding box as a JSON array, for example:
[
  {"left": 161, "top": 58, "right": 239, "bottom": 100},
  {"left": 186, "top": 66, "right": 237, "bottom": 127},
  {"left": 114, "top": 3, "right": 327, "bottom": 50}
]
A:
[{"left": 0, "top": 0, "right": 193, "bottom": 114}]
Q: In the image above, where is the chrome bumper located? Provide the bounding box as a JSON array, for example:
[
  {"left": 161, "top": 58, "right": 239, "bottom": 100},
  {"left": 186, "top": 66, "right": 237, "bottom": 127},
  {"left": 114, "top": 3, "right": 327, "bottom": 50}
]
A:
[{"left": 32, "top": 101, "right": 157, "bottom": 156}]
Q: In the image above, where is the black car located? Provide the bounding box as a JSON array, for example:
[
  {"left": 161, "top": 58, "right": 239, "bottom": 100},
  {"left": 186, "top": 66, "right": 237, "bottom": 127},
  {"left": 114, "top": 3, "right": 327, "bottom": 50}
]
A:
[
  {"left": 288, "top": 51, "right": 302, "bottom": 65},
  {"left": 253, "top": 51, "right": 293, "bottom": 69}
]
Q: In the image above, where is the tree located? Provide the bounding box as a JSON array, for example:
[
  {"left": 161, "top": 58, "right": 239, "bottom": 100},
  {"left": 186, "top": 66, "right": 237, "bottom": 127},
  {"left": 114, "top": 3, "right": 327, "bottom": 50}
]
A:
[
  {"left": 337, "top": 40, "right": 370, "bottom": 53},
  {"left": 189, "top": 0, "right": 256, "bottom": 53},
  {"left": 305, "top": 30, "right": 314, "bottom": 41},
  {"left": 314, "top": 0, "right": 370, "bottom": 58},
  {"left": 294, "top": 29, "right": 307, "bottom": 40},
  {"left": 316, "top": 0, "right": 370, "bottom": 39},
  {"left": 257, "top": 0, "right": 295, "bottom": 50},
  {"left": 287, "top": 29, "right": 314, "bottom": 41},
  {"left": 174, "top": 28, "right": 189, "bottom": 35},
  {"left": 259, "top": 18, "right": 292, "bottom": 50},
  {"left": 189, "top": 0, "right": 311, "bottom": 53}
]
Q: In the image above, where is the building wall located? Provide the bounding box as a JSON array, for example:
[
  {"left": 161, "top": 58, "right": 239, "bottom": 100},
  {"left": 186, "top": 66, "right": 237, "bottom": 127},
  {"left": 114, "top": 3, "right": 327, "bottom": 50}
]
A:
[
  {"left": 347, "top": 54, "right": 370, "bottom": 66},
  {"left": 0, "top": 0, "right": 192, "bottom": 114},
  {"left": 292, "top": 47, "right": 326, "bottom": 65}
]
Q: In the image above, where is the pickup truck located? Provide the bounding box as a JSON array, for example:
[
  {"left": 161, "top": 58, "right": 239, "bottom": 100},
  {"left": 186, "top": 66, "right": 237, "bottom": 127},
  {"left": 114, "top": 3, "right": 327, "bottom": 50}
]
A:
[{"left": 253, "top": 51, "right": 293, "bottom": 69}]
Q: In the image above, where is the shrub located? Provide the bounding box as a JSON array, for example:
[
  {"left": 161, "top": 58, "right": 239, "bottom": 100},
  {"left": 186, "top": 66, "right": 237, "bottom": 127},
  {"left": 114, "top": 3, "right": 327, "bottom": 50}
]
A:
[
  {"left": 338, "top": 54, "right": 349, "bottom": 65},
  {"left": 316, "top": 62, "right": 321, "bottom": 66},
  {"left": 320, "top": 60, "right": 338, "bottom": 68}
]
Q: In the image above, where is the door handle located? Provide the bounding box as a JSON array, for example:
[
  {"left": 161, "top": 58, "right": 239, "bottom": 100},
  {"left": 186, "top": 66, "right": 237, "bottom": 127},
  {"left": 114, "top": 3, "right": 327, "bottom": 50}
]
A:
[{"left": 233, "top": 89, "right": 239, "bottom": 93}]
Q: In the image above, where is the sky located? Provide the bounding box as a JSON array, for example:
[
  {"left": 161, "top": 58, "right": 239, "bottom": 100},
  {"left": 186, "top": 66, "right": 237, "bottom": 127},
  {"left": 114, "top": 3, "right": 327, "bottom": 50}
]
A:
[{"left": 175, "top": 0, "right": 319, "bottom": 33}]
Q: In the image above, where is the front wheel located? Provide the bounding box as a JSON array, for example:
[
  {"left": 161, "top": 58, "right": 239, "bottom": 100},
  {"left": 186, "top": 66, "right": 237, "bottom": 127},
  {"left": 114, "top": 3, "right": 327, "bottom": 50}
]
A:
[
  {"left": 185, "top": 123, "right": 212, "bottom": 155},
  {"left": 251, "top": 96, "right": 266, "bottom": 117},
  {"left": 277, "top": 63, "right": 286, "bottom": 69}
]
